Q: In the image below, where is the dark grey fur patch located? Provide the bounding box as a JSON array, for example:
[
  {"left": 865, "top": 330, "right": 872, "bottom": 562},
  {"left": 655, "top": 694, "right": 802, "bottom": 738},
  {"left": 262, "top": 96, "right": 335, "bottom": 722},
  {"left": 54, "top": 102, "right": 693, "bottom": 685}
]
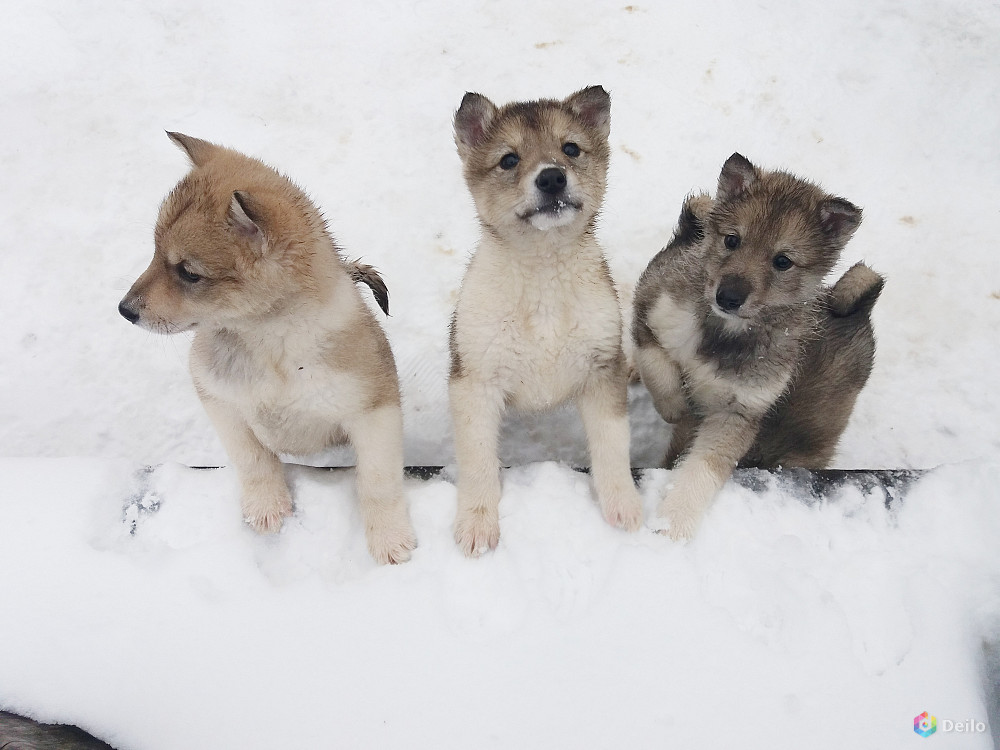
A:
[{"left": 696, "top": 305, "right": 807, "bottom": 378}]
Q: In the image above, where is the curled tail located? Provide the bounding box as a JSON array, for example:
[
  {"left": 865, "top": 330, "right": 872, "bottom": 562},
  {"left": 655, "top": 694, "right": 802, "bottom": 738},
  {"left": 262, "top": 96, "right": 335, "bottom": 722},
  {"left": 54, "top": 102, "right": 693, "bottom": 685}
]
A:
[
  {"left": 347, "top": 260, "right": 390, "bottom": 316},
  {"left": 828, "top": 262, "right": 884, "bottom": 318}
]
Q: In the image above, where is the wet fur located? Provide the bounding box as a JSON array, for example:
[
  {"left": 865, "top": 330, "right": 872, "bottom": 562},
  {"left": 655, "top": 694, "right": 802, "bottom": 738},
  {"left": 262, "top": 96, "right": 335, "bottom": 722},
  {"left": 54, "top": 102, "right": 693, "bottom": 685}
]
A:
[
  {"left": 449, "top": 86, "right": 643, "bottom": 556},
  {"left": 633, "top": 154, "right": 883, "bottom": 539},
  {"left": 119, "top": 133, "right": 415, "bottom": 564}
]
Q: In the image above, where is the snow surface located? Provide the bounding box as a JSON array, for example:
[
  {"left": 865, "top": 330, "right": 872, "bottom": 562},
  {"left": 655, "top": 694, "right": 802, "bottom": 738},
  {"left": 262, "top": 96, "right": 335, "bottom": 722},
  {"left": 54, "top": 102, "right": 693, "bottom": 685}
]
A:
[
  {"left": 1, "top": 0, "right": 999, "bottom": 747},
  {"left": 2, "top": 461, "right": 999, "bottom": 748}
]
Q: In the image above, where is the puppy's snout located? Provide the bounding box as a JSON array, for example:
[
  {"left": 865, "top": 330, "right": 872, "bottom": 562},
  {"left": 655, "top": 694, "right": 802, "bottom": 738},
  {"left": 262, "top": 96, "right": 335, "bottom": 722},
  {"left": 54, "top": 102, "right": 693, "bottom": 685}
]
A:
[
  {"left": 535, "top": 167, "right": 567, "bottom": 195},
  {"left": 118, "top": 299, "right": 140, "bottom": 324},
  {"left": 715, "top": 275, "right": 752, "bottom": 312}
]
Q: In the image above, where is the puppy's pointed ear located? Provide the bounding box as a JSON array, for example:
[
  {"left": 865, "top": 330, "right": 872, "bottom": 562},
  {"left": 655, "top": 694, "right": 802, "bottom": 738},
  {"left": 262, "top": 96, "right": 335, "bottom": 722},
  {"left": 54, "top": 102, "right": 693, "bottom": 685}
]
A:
[
  {"left": 717, "top": 153, "right": 757, "bottom": 203},
  {"left": 819, "top": 198, "right": 863, "bottom": 243},
  {"left": 166, "top": 131, "right": 219, "bottom": 167},
  {"left": 674, "top": 193, "right": 713, "bottom": 245},
  {"left": 229, "top": 191, "right": 266, "bottom": 253},
  {"left": 564, "top": 85, "right": 611, "bottom": 140},
  {"left": 454, "top": 93, "right": 497, "bottom": 159}
]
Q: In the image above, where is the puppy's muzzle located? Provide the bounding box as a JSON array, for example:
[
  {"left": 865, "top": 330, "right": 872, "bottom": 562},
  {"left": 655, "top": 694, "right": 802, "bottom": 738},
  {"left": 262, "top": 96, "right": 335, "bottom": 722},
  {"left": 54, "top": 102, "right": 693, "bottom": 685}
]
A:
[
  {"left": 535, "top": 167, "right": 567, "bottom": 195},
  {"left": 715, "top": 275, "right": 752, "bottom": 312}
]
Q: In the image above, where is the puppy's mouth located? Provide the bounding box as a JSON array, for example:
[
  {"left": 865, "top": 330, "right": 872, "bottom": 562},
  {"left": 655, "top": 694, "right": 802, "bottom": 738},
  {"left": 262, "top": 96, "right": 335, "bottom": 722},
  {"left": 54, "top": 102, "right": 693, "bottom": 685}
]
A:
[
  {"left": 128, "top": 314, "right": 197, "bottom": 335},
  {"left": 518, "top": 198, "right": 583, "bottom": 222},
  {"left": 707, "top": 293, "right": 757, "bottom": 326},
  {"left": 706, "top": 305, "right": 755, "bottom": 337},
  {"left": 710, "top": 302, "right": 750, "bottom": 319},
  {"left": 147, "top": 320, "right": 196, "bottom": 335}
]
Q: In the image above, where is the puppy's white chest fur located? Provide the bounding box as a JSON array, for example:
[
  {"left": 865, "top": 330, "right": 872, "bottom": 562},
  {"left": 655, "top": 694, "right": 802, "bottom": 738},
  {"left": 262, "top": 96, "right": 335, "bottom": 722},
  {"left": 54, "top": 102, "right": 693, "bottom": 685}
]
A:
[
  {"left": 455, "top": 238, "right": 620, "bottom": 410},
  {"left": 191, "top": 300, "right": 363, "bottom": 454}
]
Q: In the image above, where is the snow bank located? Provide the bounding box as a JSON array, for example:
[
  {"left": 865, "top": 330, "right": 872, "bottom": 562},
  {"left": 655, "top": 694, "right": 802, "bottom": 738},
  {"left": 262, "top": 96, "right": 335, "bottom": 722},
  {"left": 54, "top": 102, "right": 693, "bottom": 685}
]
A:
[{"left": 1, "top": 458, "right": 997, "bottom": 748}]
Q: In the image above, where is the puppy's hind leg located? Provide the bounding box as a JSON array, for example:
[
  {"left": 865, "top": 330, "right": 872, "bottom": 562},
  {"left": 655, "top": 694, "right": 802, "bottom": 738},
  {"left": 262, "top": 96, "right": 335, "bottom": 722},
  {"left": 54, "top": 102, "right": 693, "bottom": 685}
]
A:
[
  {"left": 656, "top": 410, "right": 760, "bottom": 540},
  {"left": 450, "top": 375, "right": 506, "bottom": 556},
  {"left": 199, "top": 394, "right": 292, "bottom": 534},
  {"left": 577, "top": 364, "right": 643, "bottom": 532},
  {"left": 346, "top": 404, "right": 417, "bottom": 565}
]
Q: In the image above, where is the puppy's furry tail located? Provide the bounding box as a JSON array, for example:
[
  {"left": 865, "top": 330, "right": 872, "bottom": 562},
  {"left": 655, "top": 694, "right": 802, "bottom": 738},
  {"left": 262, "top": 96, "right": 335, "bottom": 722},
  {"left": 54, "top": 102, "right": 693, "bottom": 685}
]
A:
[
  {"left": 347, "top": 260, "right": 390, "bottom": 316},
  {"left": 828, "top": 262, "right": 884, "bottom": 318}
]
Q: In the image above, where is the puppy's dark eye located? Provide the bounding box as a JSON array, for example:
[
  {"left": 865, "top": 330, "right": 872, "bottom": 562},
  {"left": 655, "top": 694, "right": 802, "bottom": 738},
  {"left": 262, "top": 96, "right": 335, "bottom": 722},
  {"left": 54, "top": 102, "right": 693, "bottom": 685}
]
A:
[
  {"left": 176, "top": 263, "right": 202, "bottom": 283},
  {"left": 499, "top": 153, "right": 520, "bottom": 170},
  {"left": 562, "top": 142, "right": 581, "bottom": 157},
  {"left": 724, "top": 233, "right": 740, "bottom": 250},
  {"left": 773, "top": 254, "right": 793, "bottom": 271}
]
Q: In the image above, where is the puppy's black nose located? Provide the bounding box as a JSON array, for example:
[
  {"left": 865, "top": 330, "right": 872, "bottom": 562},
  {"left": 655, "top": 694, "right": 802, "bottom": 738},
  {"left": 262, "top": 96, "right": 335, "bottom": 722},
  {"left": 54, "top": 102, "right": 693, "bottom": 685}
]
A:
[
  {"left": 715, "top": 276, "right": 752, "bottom": 312},
  {"left": 118, "top": 300, "right": 140, "bottom": 324},
  {"left": 535, "top": 167, "right": 567, "bottom": 195}
]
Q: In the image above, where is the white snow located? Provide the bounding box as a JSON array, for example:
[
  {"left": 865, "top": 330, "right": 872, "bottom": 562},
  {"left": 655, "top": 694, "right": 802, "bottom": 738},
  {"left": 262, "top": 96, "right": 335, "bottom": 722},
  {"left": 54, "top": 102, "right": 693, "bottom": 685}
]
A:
[{"left": 1, "top": 0, "right": 999, "bottom": 747}]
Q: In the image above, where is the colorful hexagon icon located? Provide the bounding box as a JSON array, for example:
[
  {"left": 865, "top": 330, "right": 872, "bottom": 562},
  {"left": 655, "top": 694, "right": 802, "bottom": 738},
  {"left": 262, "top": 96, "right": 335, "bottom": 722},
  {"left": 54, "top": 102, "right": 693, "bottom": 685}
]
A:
[{"left": 914, "top": 711, "right": 937, "bottom": 737}]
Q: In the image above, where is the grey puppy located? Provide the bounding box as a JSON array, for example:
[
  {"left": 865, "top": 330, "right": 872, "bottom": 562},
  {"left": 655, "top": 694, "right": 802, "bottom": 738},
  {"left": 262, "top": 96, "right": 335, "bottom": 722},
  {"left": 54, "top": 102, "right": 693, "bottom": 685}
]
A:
[{"left": 633, "top": 153, "right": 883, "bottom": 539}]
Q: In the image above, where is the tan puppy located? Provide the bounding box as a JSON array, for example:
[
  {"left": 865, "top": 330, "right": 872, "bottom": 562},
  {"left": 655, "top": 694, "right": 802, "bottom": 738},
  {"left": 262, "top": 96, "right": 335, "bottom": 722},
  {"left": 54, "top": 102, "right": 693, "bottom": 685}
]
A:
[
  {"left": 633, "top": 153, "right": 883, "bottom": 540},
  {"left": 449, "top": 86, "right": 643, "bottom": 556},
  {"left": 119, "top": 133, "right": 416, "bottom": 564}
]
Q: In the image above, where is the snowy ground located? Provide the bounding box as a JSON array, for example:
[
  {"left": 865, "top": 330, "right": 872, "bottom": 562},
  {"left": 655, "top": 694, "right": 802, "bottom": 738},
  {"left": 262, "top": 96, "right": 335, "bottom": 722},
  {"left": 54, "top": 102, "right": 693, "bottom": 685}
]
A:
[{"left": 1, "top": 0, "right": 999, "bottom": 748}]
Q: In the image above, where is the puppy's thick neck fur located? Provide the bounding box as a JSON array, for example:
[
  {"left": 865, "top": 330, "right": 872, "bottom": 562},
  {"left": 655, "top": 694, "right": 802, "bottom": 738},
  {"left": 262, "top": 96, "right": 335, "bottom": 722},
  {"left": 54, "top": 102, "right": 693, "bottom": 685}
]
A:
[{"left": 482, "top": 222, "right": 600, "bottom": 257}]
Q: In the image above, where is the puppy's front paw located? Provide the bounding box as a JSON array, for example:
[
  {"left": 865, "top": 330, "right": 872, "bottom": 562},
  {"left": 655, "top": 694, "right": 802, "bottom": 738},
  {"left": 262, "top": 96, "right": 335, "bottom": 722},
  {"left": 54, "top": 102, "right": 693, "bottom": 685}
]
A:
[
  {"left": 600, "top": 485, "right": 643, "bottom": 533},
  {"left": 367, "top": 514, "right": 418, "bottom": 565},
  {"left": 656, "top": 491, "right": 705, "bottom": 542},
  {"left": 242, "top": 490, "right": 293, "bottom": 534},
  {"left": 454, "top": 507, "right": 500, "bottom": 558}
]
